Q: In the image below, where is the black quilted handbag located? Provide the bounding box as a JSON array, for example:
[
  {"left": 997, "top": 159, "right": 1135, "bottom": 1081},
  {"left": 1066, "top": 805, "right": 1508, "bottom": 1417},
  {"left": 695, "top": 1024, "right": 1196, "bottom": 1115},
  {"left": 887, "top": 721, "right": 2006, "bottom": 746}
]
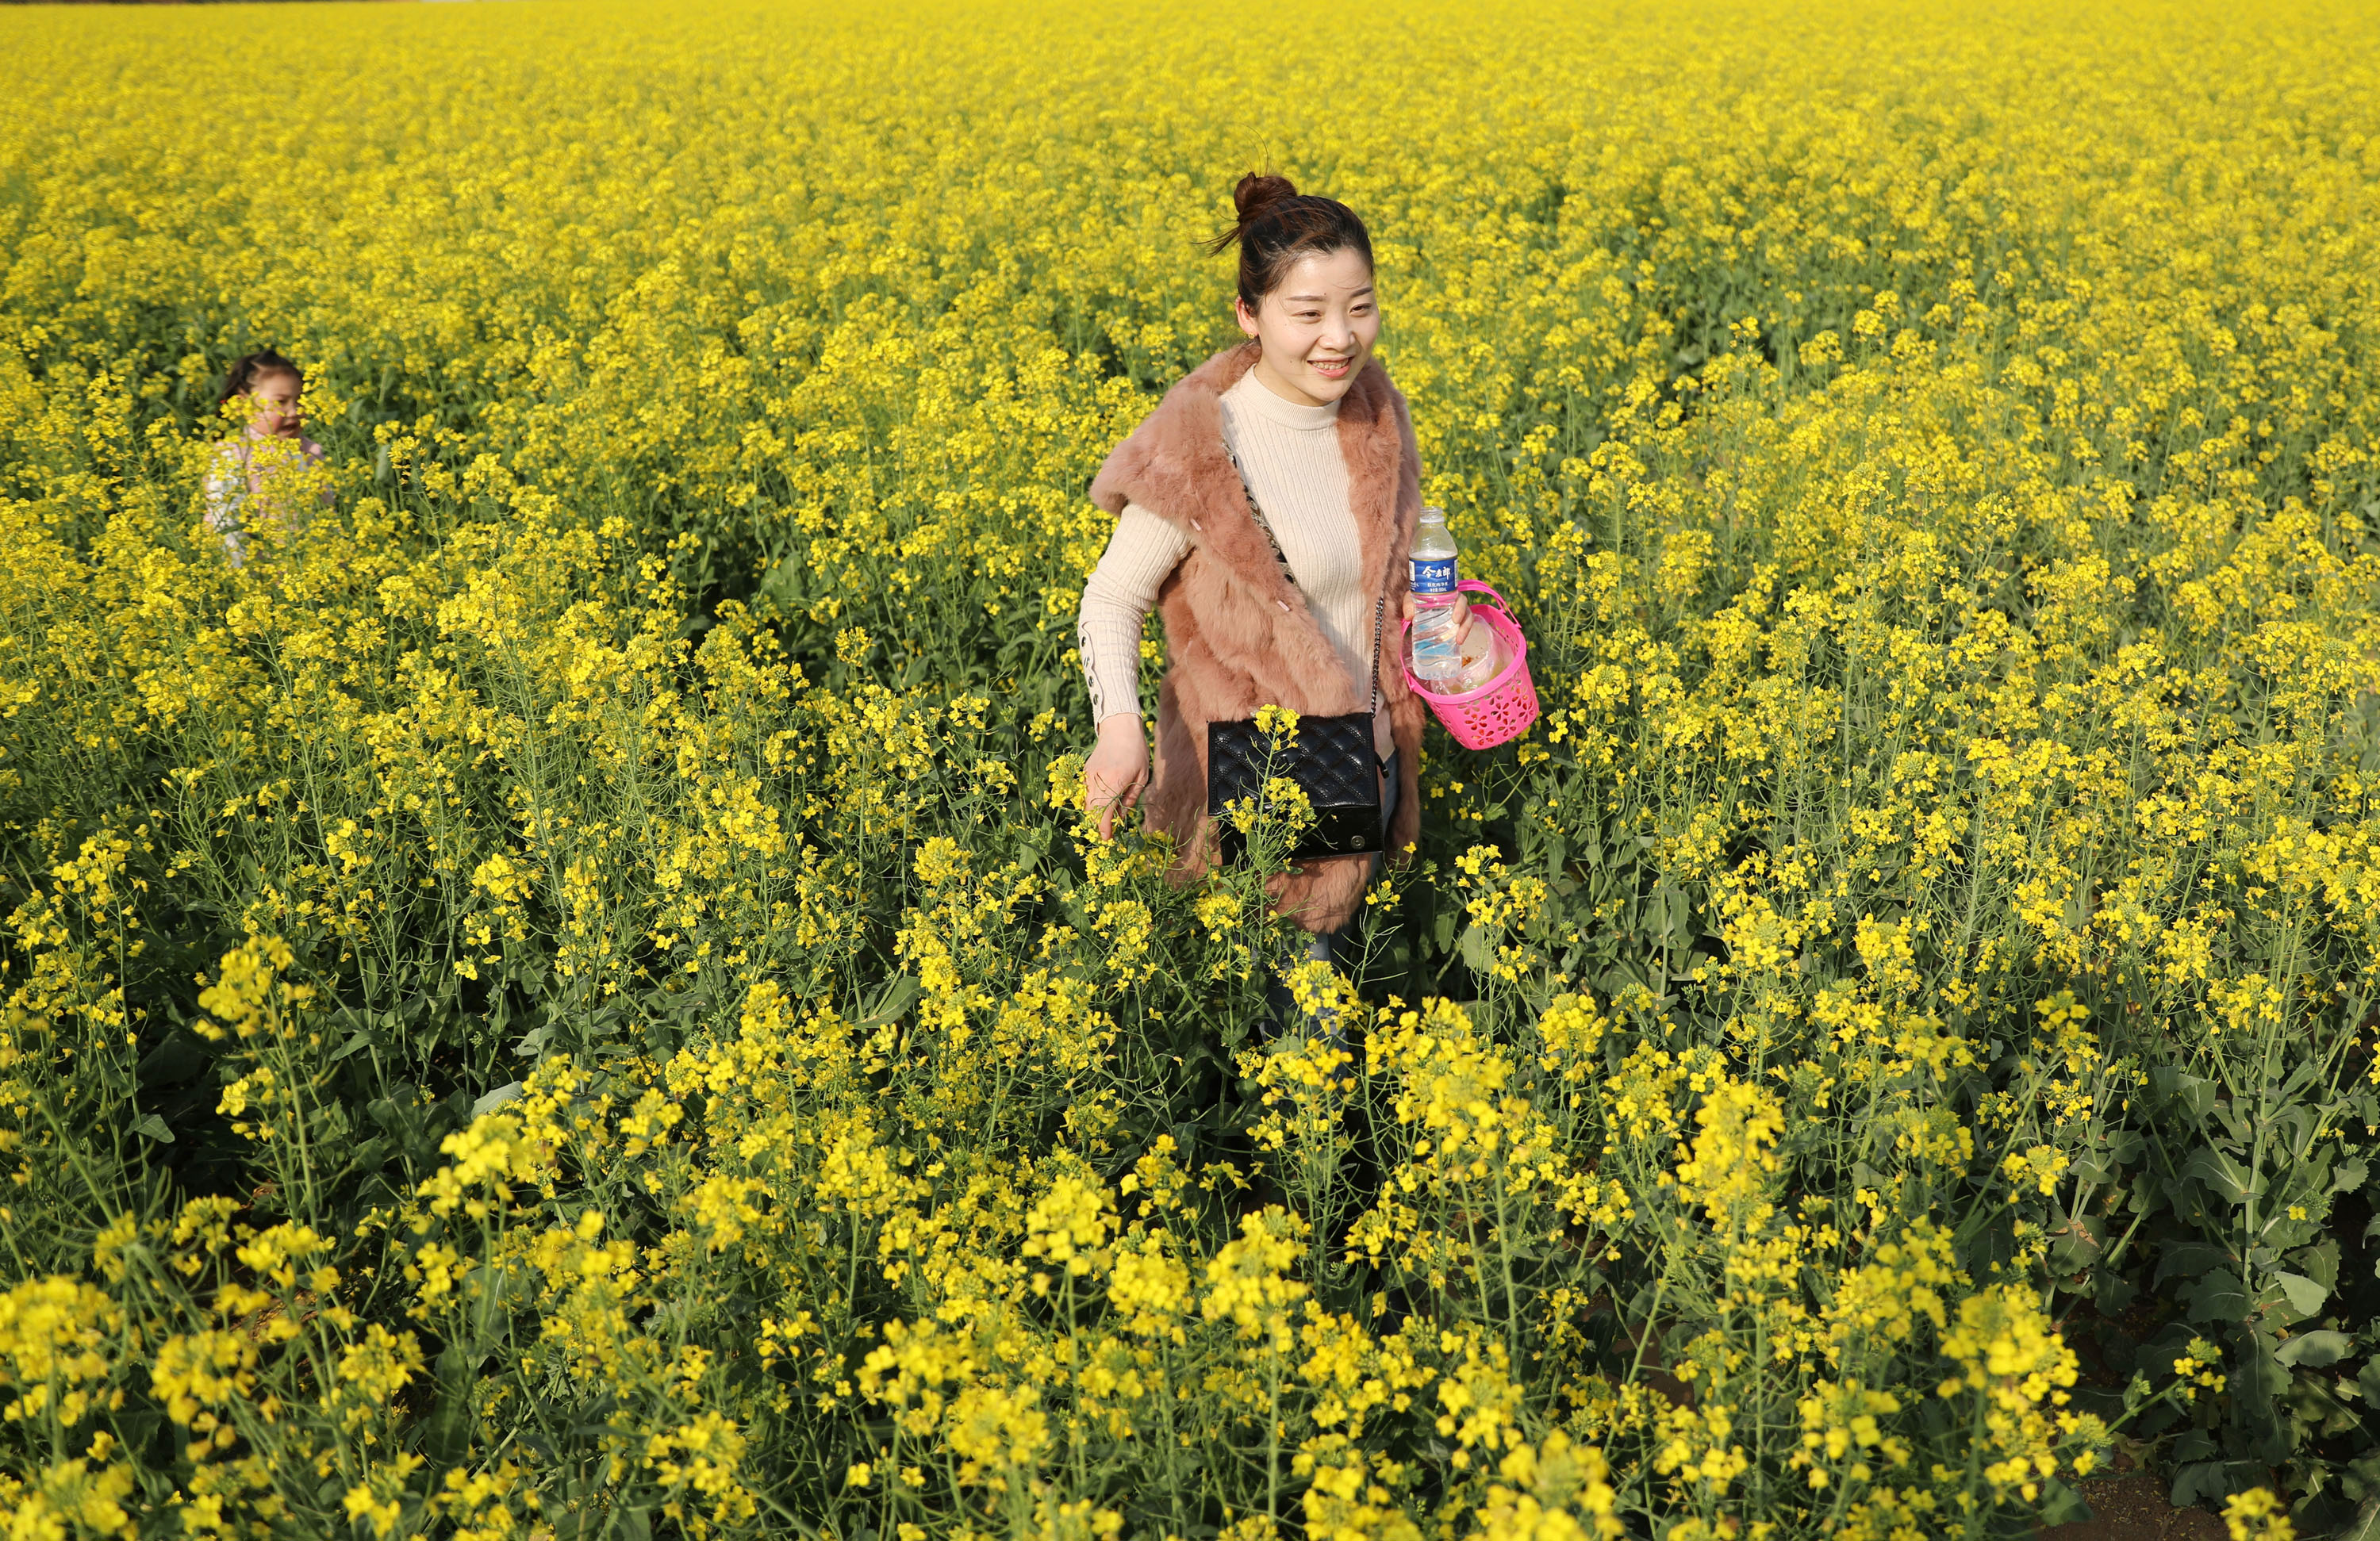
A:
[{"left": 1206, "top": 439, "right": 1388, "bottom": 867}]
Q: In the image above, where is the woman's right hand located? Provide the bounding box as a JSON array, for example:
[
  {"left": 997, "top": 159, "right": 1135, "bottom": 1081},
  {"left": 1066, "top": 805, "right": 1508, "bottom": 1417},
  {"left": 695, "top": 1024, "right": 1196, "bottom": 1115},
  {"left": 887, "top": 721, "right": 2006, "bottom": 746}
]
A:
[{"left": 1084, "top": 714, "right": 1150, "bottom": 840}]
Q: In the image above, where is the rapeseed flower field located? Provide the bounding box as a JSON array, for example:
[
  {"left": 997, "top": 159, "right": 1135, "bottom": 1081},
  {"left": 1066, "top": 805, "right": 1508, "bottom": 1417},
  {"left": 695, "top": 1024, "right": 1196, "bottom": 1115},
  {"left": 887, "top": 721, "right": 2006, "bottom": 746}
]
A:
[{"left": 2, "top": 0, "right": 2378, "bottom": 1535}]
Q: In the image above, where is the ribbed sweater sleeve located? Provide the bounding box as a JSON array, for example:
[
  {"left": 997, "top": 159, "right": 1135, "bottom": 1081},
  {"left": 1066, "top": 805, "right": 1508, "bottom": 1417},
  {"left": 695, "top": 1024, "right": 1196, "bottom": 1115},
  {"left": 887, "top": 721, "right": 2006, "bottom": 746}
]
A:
[{"left": 1077, "top": 503, "right": 1188, "bottom": 723}]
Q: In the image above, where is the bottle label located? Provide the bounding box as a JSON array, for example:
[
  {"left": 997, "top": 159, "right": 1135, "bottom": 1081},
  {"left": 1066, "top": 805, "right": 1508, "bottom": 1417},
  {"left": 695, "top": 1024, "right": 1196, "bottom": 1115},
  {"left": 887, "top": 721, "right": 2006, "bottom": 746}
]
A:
[{"left": 1411, "top": 556, "right": 1457, "bottom": 595}]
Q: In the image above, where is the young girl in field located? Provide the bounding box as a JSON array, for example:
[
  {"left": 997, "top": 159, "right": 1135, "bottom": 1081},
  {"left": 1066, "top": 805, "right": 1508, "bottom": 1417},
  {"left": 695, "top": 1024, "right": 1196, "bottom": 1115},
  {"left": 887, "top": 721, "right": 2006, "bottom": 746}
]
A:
[
  {"left": 1078, "top": 174, "right": 1457, "bottom": 1017},
  {"left": 205, "top": 350, "right": 328, "bottom": 567}
]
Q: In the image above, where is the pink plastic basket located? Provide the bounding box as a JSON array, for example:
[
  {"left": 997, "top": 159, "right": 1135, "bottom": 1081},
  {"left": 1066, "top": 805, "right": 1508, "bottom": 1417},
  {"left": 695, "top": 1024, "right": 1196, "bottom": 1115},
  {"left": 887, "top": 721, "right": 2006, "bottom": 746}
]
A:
[{"left": 1398, "top": 581, "right": 1540, "bottom": 750}]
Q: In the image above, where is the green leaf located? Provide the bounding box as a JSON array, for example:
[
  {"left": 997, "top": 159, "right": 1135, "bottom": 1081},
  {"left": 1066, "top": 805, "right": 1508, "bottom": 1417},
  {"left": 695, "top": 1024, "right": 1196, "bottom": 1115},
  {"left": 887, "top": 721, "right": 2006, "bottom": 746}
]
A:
[
  {"left": 136, "top": 1032, "right": 209, "bottom": 1086},
  {"left": 2291, "top": 1236, "right": 2342, "bottom": 1292},
  {"left": 2049, "top": 1212, "right": 2106, "bottom": 1272},
  {"left": 131, "top": 1113, "right": 173, "bottom": 1144},
  {"left": 2155, "top": 1242, "right": 2231, "bottom": 1284},
  {"left": 853, "top": 973, "right": 920, "bottom": 1027},
  {"left": 2171, "top": 1459, "right": 2267, "bottom": 1508},
  {"left": 2151, "top": 1065, "right": 2217, "bottom": 1118},
  {"left": 2186, "top": 1268, "right": 2250, "bottom": 1324},
  {"left": 2034, "top": 1478, "right": 2091, "bottom": 1528},
  {"left": 1650, "top": 883, "right": 1686, "bottom": 938},
  {"left": 2181, "top": 1147, "right": 2258, "bottom": 1206},
  {"left": 2335, "top": 1491, "right": 2380, "bottom": 1541},
  {"left": 2274, "top": 1329, "right": 2353, "bottom": 1368},
  {"left": 2273, "top": 1270, "right": 2329, "bottom": 1319}
]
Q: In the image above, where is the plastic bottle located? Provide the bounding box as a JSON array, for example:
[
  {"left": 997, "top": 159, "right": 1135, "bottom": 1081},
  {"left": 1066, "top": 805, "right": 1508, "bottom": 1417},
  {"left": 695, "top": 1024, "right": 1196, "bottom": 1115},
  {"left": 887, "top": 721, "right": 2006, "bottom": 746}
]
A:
[{"left": 1408, "top": 506, "right": 1499, "bottom": 693}]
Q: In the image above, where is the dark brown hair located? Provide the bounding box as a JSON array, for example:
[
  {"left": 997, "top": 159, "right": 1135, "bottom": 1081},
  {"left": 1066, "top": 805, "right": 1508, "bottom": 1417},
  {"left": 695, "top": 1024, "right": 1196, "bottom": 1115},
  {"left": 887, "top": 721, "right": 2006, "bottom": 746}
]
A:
[
  {"left": 1204, "top": 173, "right": 1374, "bottom": 311},
  {"left": 217, "top": 350, "right": 302, "bottom": 413}
]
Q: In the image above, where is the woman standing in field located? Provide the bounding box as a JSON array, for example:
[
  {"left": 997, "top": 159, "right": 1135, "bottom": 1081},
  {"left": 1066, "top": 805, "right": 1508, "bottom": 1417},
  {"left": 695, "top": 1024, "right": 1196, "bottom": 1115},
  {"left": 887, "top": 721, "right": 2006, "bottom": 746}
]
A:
[
  {"left": 204, "top": 350, "right": 328, "bottom": 568},
  {"left": 1078, "top": 174, "right": 1445, "bottom": 999}
]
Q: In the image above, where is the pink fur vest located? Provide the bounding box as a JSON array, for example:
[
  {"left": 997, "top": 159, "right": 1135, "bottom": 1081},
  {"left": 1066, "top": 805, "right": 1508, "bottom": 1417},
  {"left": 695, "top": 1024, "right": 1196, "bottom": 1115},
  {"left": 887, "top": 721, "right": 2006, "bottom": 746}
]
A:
[{"left": 1088, "top": 343, "right": 1427, "bottom": 935}]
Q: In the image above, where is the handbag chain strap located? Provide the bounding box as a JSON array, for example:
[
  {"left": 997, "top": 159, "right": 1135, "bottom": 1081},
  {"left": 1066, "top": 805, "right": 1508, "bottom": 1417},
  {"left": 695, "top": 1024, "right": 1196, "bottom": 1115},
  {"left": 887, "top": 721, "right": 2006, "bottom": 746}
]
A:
[{"left": 1222, "top": 439, "right": 1386, "bottom": 719}]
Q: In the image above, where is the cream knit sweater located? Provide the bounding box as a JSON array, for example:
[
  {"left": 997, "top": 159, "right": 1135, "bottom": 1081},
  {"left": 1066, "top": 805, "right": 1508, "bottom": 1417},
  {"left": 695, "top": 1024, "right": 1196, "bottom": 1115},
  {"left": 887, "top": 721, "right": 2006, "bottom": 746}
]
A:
[{"left": 1077, "top": 370, "right": 1391, "bottom": 755}]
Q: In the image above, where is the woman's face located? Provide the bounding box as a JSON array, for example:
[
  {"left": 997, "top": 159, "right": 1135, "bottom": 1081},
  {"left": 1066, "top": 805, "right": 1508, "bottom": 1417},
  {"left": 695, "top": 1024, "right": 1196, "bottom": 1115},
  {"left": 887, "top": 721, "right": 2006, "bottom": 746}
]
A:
[
  {"left": 1236, "top": 247, "right": 1380, "bottom": 408},
  {"left": 244, "top": 371, "right": 304, "bottom": 438}
]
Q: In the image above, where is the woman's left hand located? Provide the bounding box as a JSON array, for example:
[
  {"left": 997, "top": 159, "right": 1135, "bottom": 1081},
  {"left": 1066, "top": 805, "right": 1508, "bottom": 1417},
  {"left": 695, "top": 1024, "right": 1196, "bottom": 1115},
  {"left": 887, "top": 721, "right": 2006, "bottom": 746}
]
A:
[{"left": 1399, "top": 591, "right": 1470, "bottom": 629}]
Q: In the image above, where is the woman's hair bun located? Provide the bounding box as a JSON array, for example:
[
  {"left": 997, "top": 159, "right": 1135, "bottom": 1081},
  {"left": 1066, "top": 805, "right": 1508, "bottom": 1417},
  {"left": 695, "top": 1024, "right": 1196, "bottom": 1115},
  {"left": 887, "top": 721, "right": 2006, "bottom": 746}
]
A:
[
  {"left": 1231, "top": 172, "right": 1299, "bottom": 222},
  {"left": 1205, "top": 171, "right": 1375, "bottom": 309}
]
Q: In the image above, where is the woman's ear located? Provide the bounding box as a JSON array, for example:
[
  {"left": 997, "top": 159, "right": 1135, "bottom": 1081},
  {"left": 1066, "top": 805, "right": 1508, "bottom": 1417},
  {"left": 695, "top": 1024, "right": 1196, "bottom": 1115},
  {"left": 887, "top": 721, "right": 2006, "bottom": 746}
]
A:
[{"left": 1234, "top": 297, "right": 1261, "bottom": 340}]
